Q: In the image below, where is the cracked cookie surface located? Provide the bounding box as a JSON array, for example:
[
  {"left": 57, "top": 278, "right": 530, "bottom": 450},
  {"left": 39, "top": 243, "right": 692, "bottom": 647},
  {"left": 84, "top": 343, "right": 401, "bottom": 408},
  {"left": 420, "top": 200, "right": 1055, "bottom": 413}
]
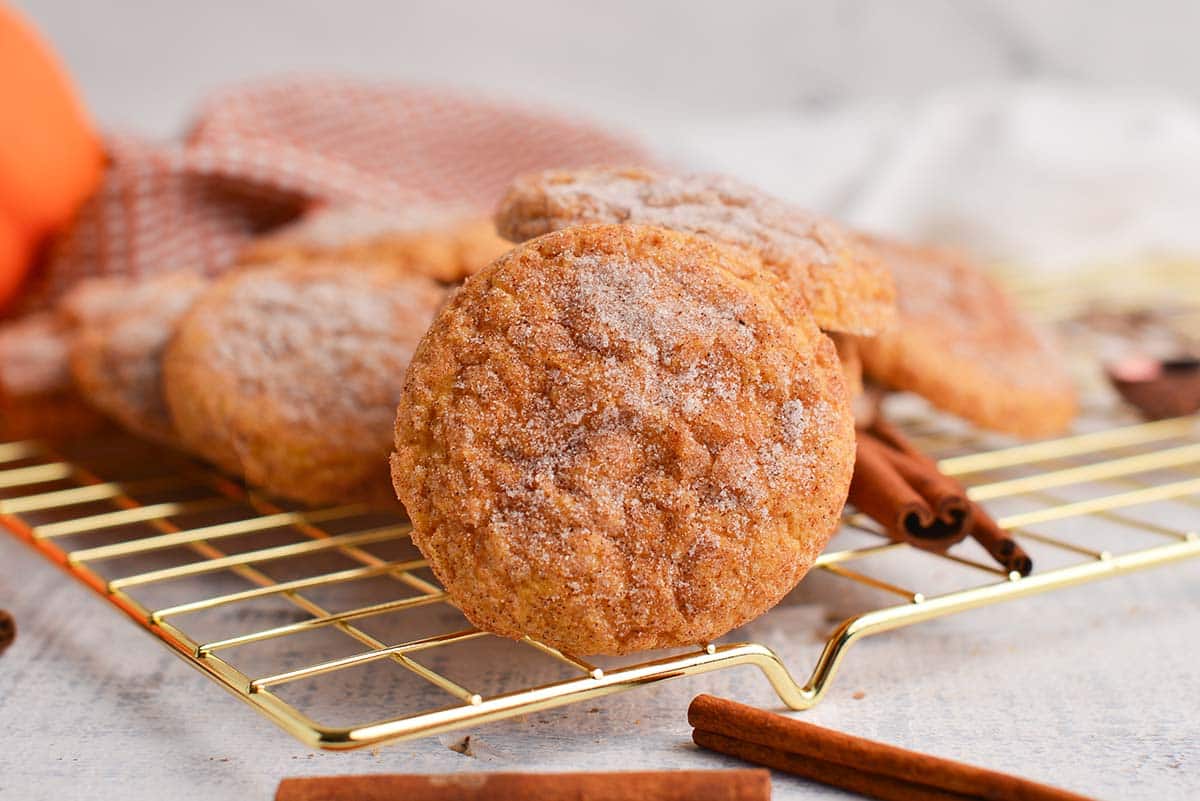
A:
[{"left": 392, "top": 224, "right": 854, "bottom": 654}]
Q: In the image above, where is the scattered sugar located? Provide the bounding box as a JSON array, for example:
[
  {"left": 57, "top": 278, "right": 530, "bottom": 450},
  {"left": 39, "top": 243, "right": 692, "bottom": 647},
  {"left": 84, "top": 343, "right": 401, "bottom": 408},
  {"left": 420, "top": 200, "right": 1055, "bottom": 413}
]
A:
[{"left": 476, "top": 249, "right": 832, "bottom": 554}]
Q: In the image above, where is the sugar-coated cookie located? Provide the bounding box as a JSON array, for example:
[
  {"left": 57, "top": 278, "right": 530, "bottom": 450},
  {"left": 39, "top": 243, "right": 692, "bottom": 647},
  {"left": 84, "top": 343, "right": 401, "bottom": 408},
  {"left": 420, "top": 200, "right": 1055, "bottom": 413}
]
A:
[
  {"left": 857, "top": 236, "right": 1076, "bottom": 437},
  {"left": 495, "top": 167, "right": 895, "bottom": 335},
  {"left": 0, "top": 312, "right": 108, "bottom": 440},
  {"left": 239, "top": 204, "right": 510, "bottom": 283},
  {"left": 393, "top": 224, "right": 855, "bottom": 655},
  {"left": 165, "top": 263, "right": 446, "bottom": 505},
  {"left": 64, "top": 273, "right": 208, "bottom": 446}
]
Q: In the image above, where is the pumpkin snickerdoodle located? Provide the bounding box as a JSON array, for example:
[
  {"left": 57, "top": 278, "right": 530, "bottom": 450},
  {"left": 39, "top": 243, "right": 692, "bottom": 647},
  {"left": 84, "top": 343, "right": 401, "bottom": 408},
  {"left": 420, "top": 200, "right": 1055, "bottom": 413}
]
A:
[
  {"left": 495, "top": 167, "right": 895, "bottom": 335},
  {"left": 392, "top": 224, "right": 855, "bottom": 655},
  {"left": 164, "top": 262, "right": 446, "bottom": 506},
  {"left": 63, "top": 272, "right": 209, "bottom": 447},
  {"left": 239, "top": 204, "right": 510, "bottom": 283},
  {"left": 856, "top": 235, "right": 1076, "bottom": 438}
]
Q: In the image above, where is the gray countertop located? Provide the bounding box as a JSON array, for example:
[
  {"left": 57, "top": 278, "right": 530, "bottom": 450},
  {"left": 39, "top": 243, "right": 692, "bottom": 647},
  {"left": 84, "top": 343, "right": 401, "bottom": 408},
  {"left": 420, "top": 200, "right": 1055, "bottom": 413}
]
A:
[{"left": 2, "top": 524, "right": 1197, "bottom": 801}]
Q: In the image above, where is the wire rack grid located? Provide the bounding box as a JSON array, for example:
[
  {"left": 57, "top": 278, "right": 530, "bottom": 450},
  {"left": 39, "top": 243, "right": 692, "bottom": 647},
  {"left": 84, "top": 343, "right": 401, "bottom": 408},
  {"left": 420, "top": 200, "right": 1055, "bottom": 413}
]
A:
[{"left": 1, "top": 409, "right": 1197, "bottom": 750}]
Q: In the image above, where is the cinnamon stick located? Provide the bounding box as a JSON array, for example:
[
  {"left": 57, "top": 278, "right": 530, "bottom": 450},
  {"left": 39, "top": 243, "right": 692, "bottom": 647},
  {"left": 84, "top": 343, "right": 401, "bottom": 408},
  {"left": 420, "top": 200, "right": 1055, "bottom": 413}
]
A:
[
  {"left": 0, "top": 609, "right": 14, "bottom": 655},
  {"left": 849, "top": 434, "right": 969, "bottom": 548},
  {"left": 969, "top": 511, "right": 1033, "bottom": 577},
  {"left": 275, "top": 770, "right": 771, "bottom": 801},
  {"left": 878, "top": 445, "right": 970, "bottom": 542},
  {"left": 867, "top": 418, "right": 929, "bottom": 463},
  {"left": 862, "top": 418, "right": 1033, "bottom": 575},
  {"left": 689, "top": 695, "right": 1096, "bottom": 801},
  {"left": 694, "top": 729, "right": 968, "bottom": 801}
]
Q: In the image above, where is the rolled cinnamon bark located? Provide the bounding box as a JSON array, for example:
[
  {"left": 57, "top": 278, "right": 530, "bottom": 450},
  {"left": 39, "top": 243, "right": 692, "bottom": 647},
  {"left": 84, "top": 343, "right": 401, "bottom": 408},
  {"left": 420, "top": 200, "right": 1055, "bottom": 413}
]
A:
[
  {"left": 275, "top": 770, "right": 771, "bottom": 801},
  {"left": 694, "top": 729, "right": 968, "bottom": 801},
  {"left": 864, "top": 417, "right": 1034, "bottom": 574},
  {"left": 849, "top": 434, "right": 970, "bottom": 548},
  {"left": 968, "top": 510, "right": 1033, "bottom": 577},
  {"left": 689, "top": 695, "right": 1096, "bottom": 801},
  {"left": 878, "top": 445, "right": 971, "bottom": 544},
  {"left": 865, "top": 418, "right": 923, "bottom": 459}
]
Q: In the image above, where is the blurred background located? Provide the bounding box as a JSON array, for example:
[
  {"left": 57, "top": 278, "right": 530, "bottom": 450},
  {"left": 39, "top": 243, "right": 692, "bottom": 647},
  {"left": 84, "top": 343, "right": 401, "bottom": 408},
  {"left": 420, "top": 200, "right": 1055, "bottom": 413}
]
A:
[
  {"left": 14, "top": 0, "right": 1200, "bottom": 268},
  {"left": 17, "top": 1, "right": 1200, "bottom": 134}
]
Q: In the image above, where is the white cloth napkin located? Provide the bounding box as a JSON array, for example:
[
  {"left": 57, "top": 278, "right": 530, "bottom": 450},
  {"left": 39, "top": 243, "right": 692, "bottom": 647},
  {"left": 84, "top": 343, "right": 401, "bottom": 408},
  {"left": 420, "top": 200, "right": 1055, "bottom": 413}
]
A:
[{"left": 656, "top": 83, "right": 1200, "bottom": 271}]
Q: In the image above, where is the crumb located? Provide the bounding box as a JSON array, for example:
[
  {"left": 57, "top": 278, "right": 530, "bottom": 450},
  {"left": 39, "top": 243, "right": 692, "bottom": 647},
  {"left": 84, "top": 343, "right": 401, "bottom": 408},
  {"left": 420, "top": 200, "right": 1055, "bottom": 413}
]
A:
[
  {"left": 447, "top": 735, "right": 474, "bottom": 756},
  {"left": 852, "top": 691, "right": 866, "bottom": 700}
]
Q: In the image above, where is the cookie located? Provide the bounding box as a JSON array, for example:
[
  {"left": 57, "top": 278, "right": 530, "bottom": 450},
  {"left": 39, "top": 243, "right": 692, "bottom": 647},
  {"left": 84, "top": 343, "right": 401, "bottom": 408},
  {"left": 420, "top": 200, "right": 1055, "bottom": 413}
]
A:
[
  {"left": 495, "top": 167, "right": 895, "bottom": 335},
  {"left": 0, "top": 312, "right": 107, "bottom": 441},
  {"left": 856, "top": 236, "right": 1076, "bottom": 437},
  {"left": 164, "top": 263, "right": 446, "bottom": 506},
  {"left": 239, "top": 204, "right": 511, "bottom": 283},
  {"left": 64, "top": 273, "right": 209, "bottom": 446},
  {"left": 392, "top": 224, "right": 855, "bottom": 655},
  {"left": 0, "top": 311, "right": 73, "bottom": 398}
]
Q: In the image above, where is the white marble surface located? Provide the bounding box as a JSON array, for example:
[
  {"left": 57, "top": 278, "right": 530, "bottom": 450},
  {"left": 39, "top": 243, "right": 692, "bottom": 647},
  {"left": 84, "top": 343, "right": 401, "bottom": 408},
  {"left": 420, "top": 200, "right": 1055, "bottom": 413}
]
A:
[{"left": 1, "top": 512, "right": 1197, "bottom": 800}]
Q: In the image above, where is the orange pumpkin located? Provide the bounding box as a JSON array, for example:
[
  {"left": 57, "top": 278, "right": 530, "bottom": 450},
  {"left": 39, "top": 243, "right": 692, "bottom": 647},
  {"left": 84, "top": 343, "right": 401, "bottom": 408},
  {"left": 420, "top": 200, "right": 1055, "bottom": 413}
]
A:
[{"left": 0, "top": 4, "right": 103, "bottom": 312}]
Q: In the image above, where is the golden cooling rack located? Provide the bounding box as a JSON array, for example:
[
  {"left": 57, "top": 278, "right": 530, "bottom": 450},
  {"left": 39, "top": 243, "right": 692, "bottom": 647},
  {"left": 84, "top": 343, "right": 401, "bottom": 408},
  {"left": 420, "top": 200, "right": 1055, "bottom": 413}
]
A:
[{"left": 1, "top": 412, "right": 1198, "bottom": 750}]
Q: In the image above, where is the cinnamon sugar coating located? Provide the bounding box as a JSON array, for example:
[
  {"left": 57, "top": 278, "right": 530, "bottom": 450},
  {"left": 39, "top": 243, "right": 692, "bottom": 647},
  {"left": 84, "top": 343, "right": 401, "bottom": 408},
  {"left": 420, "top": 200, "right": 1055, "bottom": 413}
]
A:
[
  {"left": 857, "top": 236, "right": 1076, "bottom": 437},
  {"left": 239, "top": 204, "right": 511, "bottom": 283},
  {"left": 495, "top": 167, "right": 895, "bottom": 335},
  {"left": 164, "top": 263, "right": 446, "bottom": 506},
  {"left": 65, "top": 273, "right": 209, "bottom": 447},
  {"left": 392, "top": 225, "right": 855, "bottom": 655}
]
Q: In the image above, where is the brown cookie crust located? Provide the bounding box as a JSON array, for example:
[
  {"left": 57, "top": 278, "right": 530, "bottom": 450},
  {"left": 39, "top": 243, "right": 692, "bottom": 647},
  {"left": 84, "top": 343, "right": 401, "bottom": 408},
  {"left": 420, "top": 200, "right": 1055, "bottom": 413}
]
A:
[
  {"left": 392, "top": 224, "right": 855, "bottom": 655},
  {"left": 857, "top": 236, "right": 1076, "bottom": 437},
  {"left": 239, "top": 204, "right": 510, "bottom": 283},
  {"left": 164, "top": 262, "right": 446, "bottom": 506},
  {"left": 66, "top": 273, "right": 209, "bottom": 446},
  {"left": 495, "top": 167, "right": 895, "bottom": 335}
]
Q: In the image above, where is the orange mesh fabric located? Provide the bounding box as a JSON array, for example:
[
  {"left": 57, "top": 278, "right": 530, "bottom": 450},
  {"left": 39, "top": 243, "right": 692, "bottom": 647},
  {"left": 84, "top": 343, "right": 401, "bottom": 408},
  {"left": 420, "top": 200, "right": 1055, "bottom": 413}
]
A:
[{"left": 18, "top": 76, "right": 650, "bottom": 312}]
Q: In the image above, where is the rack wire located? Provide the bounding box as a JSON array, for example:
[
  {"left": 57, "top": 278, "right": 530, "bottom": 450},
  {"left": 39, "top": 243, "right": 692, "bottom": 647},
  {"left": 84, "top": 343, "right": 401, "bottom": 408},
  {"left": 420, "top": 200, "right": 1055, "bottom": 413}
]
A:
[{"left": 2, "top": 407, "right": 1197, "bottom": 750}]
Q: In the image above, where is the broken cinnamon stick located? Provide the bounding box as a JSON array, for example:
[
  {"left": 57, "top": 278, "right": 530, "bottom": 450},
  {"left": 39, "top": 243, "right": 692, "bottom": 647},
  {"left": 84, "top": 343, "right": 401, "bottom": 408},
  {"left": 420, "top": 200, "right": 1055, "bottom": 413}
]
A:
[
  {"left": 689, "top": 694, "right": 1096, "bottom": 801},
  {"left": 0, "top": 609, "right": 14, "bottom": 655},
  {"left": 275, "top": 770, "right": 771, "bottom": 801}
]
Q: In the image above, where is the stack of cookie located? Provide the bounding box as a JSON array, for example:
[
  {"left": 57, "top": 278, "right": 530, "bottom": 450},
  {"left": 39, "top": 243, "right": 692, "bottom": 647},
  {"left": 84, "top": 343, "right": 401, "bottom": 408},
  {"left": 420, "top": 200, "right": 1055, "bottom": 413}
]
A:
[
  {"left": 40, "top": 169, "right": 1075, "bottom": 656},
  {"left": 32, "top": 204, "right": 507, "bottom": 507},
  {"left": 395, "top": 167, "right": 1074, "bottom": 654}
]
